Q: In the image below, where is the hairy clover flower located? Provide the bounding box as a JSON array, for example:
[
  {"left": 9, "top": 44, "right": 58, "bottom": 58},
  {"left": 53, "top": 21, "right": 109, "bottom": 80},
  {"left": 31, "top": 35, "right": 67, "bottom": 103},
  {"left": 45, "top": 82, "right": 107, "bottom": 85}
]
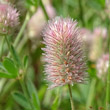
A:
[
  {"left": 42, "top": 17, "right": 87, "bottom": 89},
  {"left": 0, "top": 3, "right": 19, "bottom": 35}
]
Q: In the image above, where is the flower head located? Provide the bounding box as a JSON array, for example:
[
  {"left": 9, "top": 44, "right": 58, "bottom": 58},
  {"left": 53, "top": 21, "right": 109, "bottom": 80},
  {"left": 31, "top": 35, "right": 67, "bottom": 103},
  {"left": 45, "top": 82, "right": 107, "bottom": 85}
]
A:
[
  {"left": 0, "top": 3, "right": 19, "bottom": 35},
  {"left": 42, "top": 17, "right": 87, "bottom": 89},
  {"left": 96, "top": 54, "right": 109, "bottom": 79}
]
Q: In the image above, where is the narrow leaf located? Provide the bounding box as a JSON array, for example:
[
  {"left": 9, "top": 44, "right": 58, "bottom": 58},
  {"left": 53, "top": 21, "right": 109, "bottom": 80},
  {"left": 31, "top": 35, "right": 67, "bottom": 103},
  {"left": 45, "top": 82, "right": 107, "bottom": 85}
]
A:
[
  {"left": 12, "top": 91, "right": 31, "bottom": 109},
  {"left": 23, "top": 55, "right": 28, "bottom": 69},
  {"left": 26, "top": 80, "right": 40, "bottom": 110}
]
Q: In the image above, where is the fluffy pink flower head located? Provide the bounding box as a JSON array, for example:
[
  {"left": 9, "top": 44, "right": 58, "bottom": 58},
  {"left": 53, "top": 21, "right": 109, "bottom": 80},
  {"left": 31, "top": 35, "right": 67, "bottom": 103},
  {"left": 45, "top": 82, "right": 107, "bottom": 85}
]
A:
[
  {"left": 0, "top": 3, "right": 19, "bottom": 35},
  {"left": 42, "top": 17, "right": 87, "bottom": 89},
  {"left": 96, "top": 54, "right": 109, "bottom": 79}
]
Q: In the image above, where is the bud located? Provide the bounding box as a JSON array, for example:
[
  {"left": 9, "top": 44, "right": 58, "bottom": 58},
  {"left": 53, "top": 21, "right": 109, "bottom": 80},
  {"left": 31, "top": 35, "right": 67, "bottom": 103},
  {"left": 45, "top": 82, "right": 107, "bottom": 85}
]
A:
[
  {"left": 42, "top": 17, "right": 87, "bottom": 89},
  {"left": 0, "top": 3, "right": 19, "bottom": 35},
  {"left": 96, "top": 54, "right": 109, "bottom": 80}
]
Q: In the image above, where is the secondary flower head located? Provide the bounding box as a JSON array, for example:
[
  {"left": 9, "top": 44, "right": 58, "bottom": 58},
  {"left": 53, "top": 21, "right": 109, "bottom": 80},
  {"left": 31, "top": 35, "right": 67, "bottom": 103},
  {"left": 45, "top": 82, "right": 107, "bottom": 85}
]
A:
[
  {"left": 0, "top": 3, "right": 19, "bottom": 35},
  {"left": 42, "top": 17, "right": 87, "bottom": 89},
  {"left": 96, "top": 54, "right": 109, "bottom": 79}
]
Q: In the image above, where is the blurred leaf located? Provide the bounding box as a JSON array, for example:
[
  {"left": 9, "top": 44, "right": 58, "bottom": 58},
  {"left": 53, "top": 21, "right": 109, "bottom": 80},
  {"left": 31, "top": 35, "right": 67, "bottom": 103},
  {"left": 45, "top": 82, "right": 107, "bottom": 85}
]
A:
[
  {"left": 32, "top": 93, "right": 40, "bottom": 110},
  {"left": 87, "top": 0, "right": 104, "bottom": 10},
  {"left": 23, "top": 55, "right": 28, "bottom": 69},
  {"left": 72, "top": 89, "right": 82, "bottom": 102},
  {"left": 38, "top": 85, "right": 47, "bottom": 101},
  {"left": 26, "top": 0, "right": 39, "bottom": 8},
  {"left": 26, "top": 80, "right": 40, "bottom": 110},
  {"left": 0, "top": 72, "right": 16, "bottom": 78},
  {"left": 3, "top": 58, "right": 18, "bottom": 77},
  {"left": 12, "top": 91, "right": 31, "bottom": 109},
  {"left": 78, "top": 84, "right": 89, "bottom": 101}
]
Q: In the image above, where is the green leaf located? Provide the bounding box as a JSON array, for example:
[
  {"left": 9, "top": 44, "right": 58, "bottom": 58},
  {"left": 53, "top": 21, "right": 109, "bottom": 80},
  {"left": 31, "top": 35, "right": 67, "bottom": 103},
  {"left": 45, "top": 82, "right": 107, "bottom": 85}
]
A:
[
  {"left": 23, "top": 55, "right": 28, "bottom": 69},
  {"left": 0, "top": 72, "right": 16, "bottom": 78},
  {"left": 10, "top": 45, "right": 21, "bottom": 67},
  {"left": 26, "top": 80, "right": 40, "bottom": 110},
  {"left": 3, "top": 58, "right": 18, "bottom": 77},
  {"left": 12, "top": 91, "right": 31, "bottom": 109}
]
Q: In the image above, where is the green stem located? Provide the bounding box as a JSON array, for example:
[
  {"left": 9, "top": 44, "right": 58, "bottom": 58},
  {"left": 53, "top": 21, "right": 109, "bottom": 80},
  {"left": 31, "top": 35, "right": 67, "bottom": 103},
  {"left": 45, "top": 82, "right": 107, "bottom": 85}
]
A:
[
  {"left": 0, "top": 36, "right": 5, "bottom": 58},
  {"left": 68, "top": 84, "right": 74, "bottom": 110},
  {"left": 5, "top": 36, "right": 13, "bottom": 57},
  {"left": 14, "top": 12, "right": 30, "bottom": 47},
  {"left": 40, "top": 0, "right": 49, "bottom": 20},
  {"left": 106, "top": 35, "right": 110, "bottom": 110},
  {"left": 17, "top": 35, "right": 28, "bottom": 54},
  {"left": 86, "top": 78, "right": 96, "bottom": 110},
  {"left": 78, "top": 0, "right": 85, "bottom": 26}
]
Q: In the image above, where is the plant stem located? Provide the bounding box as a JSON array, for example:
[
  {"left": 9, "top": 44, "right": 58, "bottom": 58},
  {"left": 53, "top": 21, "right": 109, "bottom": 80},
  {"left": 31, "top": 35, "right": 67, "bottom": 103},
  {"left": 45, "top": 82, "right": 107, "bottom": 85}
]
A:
[
  {"left": 0, "top": 36, "right": 5, "bottom": 58},
  {"left": 39, "top": 0, "right": 49, "bottom": 20},
  {"left": 17, "top": 34, "right": 28, "bottom": 54},
  {"left": 5, "top": 36, "right": 13, "bottom": 57},
  {"left": 106, "top": 71, "right": 110, "bottom": 110},
  {"left": 68, "top": 84, "right": 74, "bottom": 110},
  {"left": 14, "top": 12, "right": 30, "bottom": 47}
]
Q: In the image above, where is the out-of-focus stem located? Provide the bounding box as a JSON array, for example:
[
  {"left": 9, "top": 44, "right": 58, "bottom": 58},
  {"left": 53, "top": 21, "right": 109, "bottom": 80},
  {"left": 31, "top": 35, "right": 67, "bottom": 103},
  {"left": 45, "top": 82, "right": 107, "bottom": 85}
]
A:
[
  {"left": 78, "top": 0, "right": 85, "bottom": 26},
  {"left": 5, "top": 36, "right": 13, "bottom": 57},
  {"left": 68, "top": 84, "right": 74, "bottom": 110},
  {"left": 17, "top": 35, "right": 28, "bottom": 54},
  {"left": 14, "top": 12, "right": 30, "bottom": 47},
  {"left": 0, "top": 36, "right": 5, "bottom": 58},
  {"left": 40, "top": 0, "right": 49, "bottom": 20},
  {"left": 106, "top": 31, "right": 110, "bottom": 110},
  {"left": 7, "top": 12, "right": 30, "bottom": 58},
  {"left": 86, "top": 78, "right": 96, "bottom": 110}
]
